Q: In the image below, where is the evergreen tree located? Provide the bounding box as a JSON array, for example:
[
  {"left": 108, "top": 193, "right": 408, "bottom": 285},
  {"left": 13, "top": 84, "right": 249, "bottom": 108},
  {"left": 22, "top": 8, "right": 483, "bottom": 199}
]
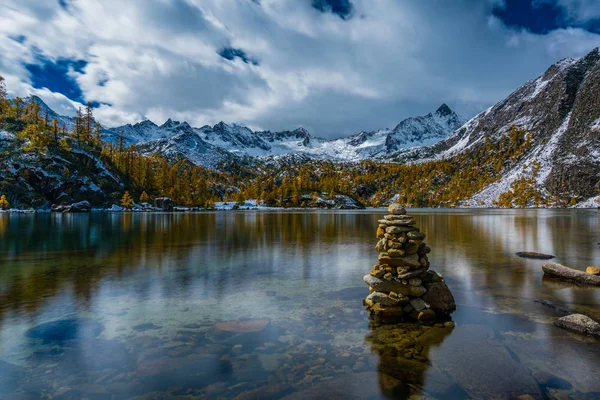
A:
[
  {"left": 120, "top": 191, "right": 134, "bottom": 209},
  {"left": 0, "top": 195, "right": 9, "bottom": 210},
  {"left": 139, "top": 191, "right": 150, "bottom": 203}
]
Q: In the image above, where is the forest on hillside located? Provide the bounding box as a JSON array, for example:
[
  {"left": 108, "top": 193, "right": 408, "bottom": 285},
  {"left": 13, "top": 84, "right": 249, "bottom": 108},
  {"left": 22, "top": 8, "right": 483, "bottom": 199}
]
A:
[{"left": 0, "top": 75, "right": 581, "bottom": 210}]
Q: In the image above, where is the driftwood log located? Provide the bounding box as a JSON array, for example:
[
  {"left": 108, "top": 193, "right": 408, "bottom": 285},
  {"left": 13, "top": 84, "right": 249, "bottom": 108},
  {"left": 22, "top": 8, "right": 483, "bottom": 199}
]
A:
[{"left": 542, "top": 262, "right": 600, "bottom": 285}]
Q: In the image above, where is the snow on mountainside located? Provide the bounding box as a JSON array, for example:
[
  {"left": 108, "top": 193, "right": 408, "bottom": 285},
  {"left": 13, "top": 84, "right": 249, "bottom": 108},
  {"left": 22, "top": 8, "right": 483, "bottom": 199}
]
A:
[
  {"left": 104, "top": 104, "right": 463, "bottom": 165},
  {"left": 392, "top": 47, "right": 600, "bottom": 206}
]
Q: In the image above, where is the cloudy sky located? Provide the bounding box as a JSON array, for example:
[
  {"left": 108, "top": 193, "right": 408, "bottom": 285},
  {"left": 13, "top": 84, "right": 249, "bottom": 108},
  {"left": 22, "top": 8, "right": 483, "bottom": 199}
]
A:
[{"left": 1, "top": 0, "right": 599, "bottom": 138}]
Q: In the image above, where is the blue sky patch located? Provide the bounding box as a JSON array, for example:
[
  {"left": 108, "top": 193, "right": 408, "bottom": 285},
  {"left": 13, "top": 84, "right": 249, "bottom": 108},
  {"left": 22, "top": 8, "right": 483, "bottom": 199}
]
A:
[
  {"left": 312, "top": 0, "right": 353, "bottom": 20},
  {"left": 10, "top": 35, "right": 27, "bottom": 44},
  {"left": 493, "top": 0, "right": 600, "bottom": 34},
  {"left": 218, "top": 47, "right": 259, "bottom": 65},
  {"left": 25, "top": 57, "right": 87, "bottom": 103}
]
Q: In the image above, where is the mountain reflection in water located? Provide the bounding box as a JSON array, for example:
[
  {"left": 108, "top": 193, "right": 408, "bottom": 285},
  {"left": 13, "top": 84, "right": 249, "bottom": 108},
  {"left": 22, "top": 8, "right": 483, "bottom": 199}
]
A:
[{"left": 0, "top": 209, "right": 599, "bottom": 399}]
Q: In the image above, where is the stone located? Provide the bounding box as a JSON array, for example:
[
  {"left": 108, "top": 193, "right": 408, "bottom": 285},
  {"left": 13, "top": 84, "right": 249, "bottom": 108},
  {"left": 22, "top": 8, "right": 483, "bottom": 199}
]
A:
[
  {"left": 409, "top": 286, "right": 427, "bottom": 297},
  {"left": 384, "top": 214, "right": 412, "bottom": 221},
  {"left": 154, "top": 197, "right": 174, "bottom": 211},
  {"left": 363, "top": 275, "right": 413, "bottom": 296},
  {"left": 397, "top": 267, "right": 426, "bottom": 279},
  {"left": 422, "top": 281, "right": 456, "bottom": 313},
  {"left": 387, "top": 249, "right": 405, "bottom": 257},
  {"left": 407, "top": 231, "right": 426, "bottom": 240},
  {"left": 417, "top": 309, "right": 436, "bottom": 323},
  {"left": 386, "top": 219, "right": 416, "bottom": 226},
  {"left": 385, "top": 254, "right": 421, "bottom": 269},
  {"left": 375, "top": 238, "right": 387, "bottom": 252},
  {"left": 554, "top": 314, "right": 600, "bottom": 337},
  {"left": 410, "top": 298, "right": 428, "bottom": 312},
  {"left": 409, "top": 278, "right": 422, "bottom": 287},
  {"left": 386, "top": 226, "right": 415, "bottom": 234},
  {"left": 24, "top": 318, "right": 104, "bottom": 341},
  {"left": 418, "top": 243, "right": 431, "bottom": 255},
  {"left": 516, "top": 251, "right": 555, "bottom": 260},
  {"left": 388, "top": 203, "right": 407, "bottom": 215},
  {"left": 64, "top": 200, "right": 91, "bottom": 213},
  {"left": 586, "top": 266, "right": 600, "bottom": 275},
  {"left": 542, "top": 262, "right": 600, "bottom": 285},
  {"left": 369, "top": 265, "right": 386, "bottom": 278},
  {"left": 376, "top": 226, "right": 386, "bottom": 238},
  {"left": 383, "top": 272, "right": 393, "bottom": 281},
  {"left": 404, "top": 241, "right": 419, "bottom": 255},
  {"left": 367, "top": 292, "right": 401, "bottom": 306}
]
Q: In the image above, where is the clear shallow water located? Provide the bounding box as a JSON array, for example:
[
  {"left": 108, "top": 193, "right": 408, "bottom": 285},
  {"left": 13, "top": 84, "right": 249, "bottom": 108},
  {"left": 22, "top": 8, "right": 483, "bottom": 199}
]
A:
[{"left": 0, "top": 209, "right": 599, "bottom": 399}]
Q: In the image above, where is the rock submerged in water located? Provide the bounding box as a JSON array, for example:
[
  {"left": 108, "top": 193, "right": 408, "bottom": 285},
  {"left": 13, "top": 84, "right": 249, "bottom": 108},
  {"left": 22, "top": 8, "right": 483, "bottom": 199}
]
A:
[
  {"left": 24, "top": 318, "right": 104, "bottom": 341},
  {"left": 542, "top": 262, "right": 600, "bottom": 285},
  {"left": 363, "top": 204, "right": 455, "bottom": 323},
  {"left": 554, "top": 314, "right": 600, "bottom": 337},
  {"left": 516, "top": 251, "right": 555, "bottom": 260}
]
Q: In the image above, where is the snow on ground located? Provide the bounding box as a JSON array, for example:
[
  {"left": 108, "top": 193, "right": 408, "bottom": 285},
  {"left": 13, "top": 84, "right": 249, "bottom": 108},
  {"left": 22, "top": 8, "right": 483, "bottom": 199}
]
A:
[
  {"left": 574, "top": 196, "right": 600, "bottom": 208},
  {"left": 463, "top": 112, "right": 572, "bottom": 207}
]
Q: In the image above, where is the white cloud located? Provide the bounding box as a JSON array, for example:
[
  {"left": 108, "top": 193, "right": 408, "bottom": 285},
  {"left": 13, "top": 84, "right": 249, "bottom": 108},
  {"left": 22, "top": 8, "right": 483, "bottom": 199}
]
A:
[{"left": 0, "top": 0, "right": 599, "bottom": 137}]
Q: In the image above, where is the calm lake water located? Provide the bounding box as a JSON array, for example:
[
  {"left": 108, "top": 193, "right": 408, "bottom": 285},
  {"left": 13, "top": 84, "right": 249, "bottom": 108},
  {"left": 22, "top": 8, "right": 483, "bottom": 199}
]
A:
[{"left": 1, "top": 209, "right": 600, "bottom": 399}]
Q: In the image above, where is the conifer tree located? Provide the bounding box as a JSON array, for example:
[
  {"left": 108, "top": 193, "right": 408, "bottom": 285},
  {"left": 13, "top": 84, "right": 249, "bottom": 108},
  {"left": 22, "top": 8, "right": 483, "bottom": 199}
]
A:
[
  {"left": 120, "top": 191, "right": 134, "bottom": 209},
  {"left": 0, "top": 195, "right": 9, "bottom": 210},
  {"left": 139, "top": 191, "right": 149, "bottom": 203}
]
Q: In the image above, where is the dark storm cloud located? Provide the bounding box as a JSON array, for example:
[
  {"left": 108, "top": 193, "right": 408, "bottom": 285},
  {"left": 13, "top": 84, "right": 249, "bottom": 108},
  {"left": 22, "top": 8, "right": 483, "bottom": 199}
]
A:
[
  {"left": 1, "top": 0, "right": 600, "bottom": 136},
  {"left": 311, "top": 0, "right": 354, "bottom": 20}
]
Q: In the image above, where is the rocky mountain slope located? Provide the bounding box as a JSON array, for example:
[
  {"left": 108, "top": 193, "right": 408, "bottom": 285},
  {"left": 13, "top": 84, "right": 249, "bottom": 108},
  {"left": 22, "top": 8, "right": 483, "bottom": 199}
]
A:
[
  {"left": 104, "top": 105, "right": 463, "bottom": 166},
  {"left": 392, "top": 47, "right": 600, "bottom": 206},
  {"left": 3, "top": 48, "right": 600, "bottom": 209}
]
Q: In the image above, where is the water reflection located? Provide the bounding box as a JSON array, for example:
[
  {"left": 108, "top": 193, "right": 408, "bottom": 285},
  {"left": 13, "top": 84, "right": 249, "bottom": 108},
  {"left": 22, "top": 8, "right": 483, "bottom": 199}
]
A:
[{"left": 0, "top": 210, "right": 599, "bottom": 398}]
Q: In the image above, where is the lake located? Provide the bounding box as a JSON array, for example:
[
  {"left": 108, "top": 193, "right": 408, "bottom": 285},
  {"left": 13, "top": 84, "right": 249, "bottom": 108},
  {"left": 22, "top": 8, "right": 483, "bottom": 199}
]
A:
[{"left": 1, "top": 209, "right": 599, "bottom": 399}]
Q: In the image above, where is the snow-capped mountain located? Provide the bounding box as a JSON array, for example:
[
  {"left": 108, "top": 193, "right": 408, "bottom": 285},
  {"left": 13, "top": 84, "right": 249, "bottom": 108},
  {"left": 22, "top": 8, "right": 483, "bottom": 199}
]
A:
[
  {"left": 104, "top": 104, "right": 463, "bottom": 166},
  {"left": 393, "top": 47, "right": 600, "bottom": 206}
]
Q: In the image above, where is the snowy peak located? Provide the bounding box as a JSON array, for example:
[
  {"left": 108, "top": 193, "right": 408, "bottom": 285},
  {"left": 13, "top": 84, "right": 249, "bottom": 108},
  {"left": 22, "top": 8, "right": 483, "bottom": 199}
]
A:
[
  {"left": 104, "top": 103, "right": 463, "bottom": 163},
  {"left": 435, "top": 103, "right": 453, "bottom": 117},
  {"left": 384, "top": 104, "right": 464, "bottom": 153}
]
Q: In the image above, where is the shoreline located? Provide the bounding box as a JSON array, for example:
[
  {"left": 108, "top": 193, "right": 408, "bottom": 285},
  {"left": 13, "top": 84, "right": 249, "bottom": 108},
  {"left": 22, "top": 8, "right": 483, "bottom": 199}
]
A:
[{"left": 1, "top": 206, "right": 599, "bottom": 214}]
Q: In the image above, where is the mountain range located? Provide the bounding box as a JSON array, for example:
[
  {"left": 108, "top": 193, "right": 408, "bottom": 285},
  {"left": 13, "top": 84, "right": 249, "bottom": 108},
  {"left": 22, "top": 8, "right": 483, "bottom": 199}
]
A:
[
  {"left": 3, "top": 47, "right": 600, "bottom": 208},
  {"left": 100, "top": 103, "right": 464, "bottom": 167}
]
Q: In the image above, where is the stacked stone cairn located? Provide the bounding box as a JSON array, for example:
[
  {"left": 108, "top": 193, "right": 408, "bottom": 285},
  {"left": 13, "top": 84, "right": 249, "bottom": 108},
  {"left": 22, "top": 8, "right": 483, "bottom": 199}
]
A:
[{"left": 363, "top": 203, "right": 456, "bottom": 323}]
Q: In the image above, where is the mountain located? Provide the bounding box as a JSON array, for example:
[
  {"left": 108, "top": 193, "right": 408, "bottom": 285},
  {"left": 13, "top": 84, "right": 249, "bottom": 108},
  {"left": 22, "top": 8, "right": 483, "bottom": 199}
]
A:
[
  {"left": 4, "top": 48, "right": 600, "bottom": 209},
  {"left": 392, "top": 47, "right": 600, "bottom": 206},
  {"left": 104, "top": 105, "right": 464, "bottom": 166}
]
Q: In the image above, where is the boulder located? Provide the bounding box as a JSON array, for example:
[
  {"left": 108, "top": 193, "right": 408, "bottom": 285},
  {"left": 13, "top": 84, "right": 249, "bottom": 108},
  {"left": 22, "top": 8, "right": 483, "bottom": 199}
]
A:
[
  {"left": 64, "top": 200, "right": 91, "bottom": 213},
  {"left": 554, "top": 314, "right": 600, "bottom": 337},
  {"left": 154, "top": 197, "right": 174, "bottom": 211},
  {"left": 422, "top": 281, "right": 456, "bottom": 314},
  {"left": 542, "top": 262, "right": 600, "bottom": 285},
  {"left": 387, "top": 203, "right": 406, "bottom": 215}
]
